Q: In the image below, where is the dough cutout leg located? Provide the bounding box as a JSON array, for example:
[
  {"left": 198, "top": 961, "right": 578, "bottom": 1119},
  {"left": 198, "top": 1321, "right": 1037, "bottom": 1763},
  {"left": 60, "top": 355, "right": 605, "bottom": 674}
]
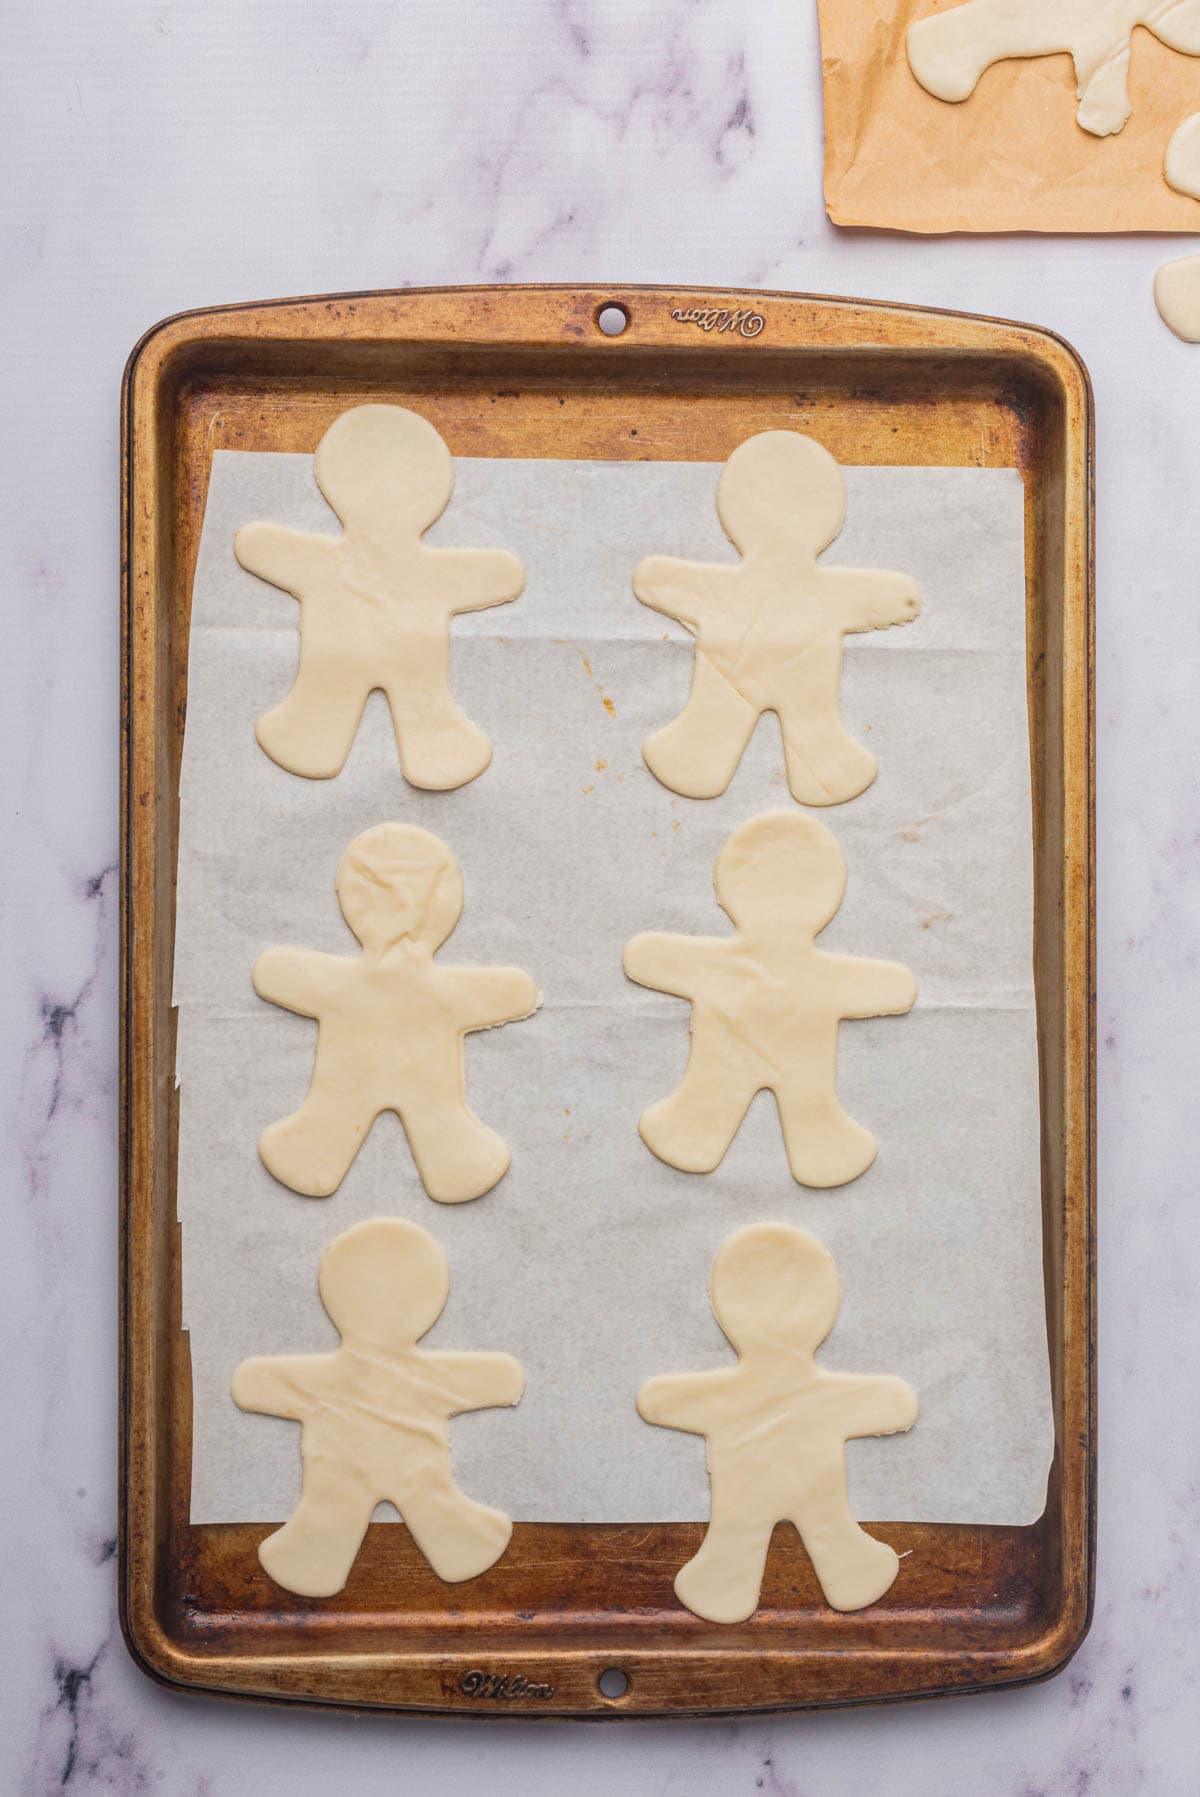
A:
[
  {"left": 777, "top": 641, "right": 876, "bottom": 805},
  {"left": 257, "top": 647, "right": 367, "bottom": 780},
  {"left": 399, "top": 1479, "right": 513, "bottom": 1583},
  {"left": 780, "top": 704, "right": 877, "bottom": 808},
  {"left": 674, "top": 1501, "right": 775, "bottom": 1626},
  {"left": 775, "top": 1083, "right": 877, "bottom": 1190},
  {"left": 385, "top": 673, "right": 492, "bottom": 792},
  {"left": 643, "top": 656, "right": 759, "bottom": 800},
  {"left": 402, "top": 1068, "right": 511, "bottom": 1204},
  {"left": 260, "top": 1084, "right": 371, "bottom": 1199},
  {"left": 792, "top": 1492, "right": 899, "bottom": 1614},
  {"left": 639, "top": 1050, "right": 755, "bottom": 1174},
  {"left": 258, "top": 1461, "right": 375, "bottom": 1598}
]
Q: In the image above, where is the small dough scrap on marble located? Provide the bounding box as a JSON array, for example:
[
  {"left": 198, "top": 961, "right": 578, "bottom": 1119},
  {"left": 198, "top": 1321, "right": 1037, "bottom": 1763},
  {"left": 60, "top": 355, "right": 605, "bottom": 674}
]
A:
[
  {"left": 638, "top": 1222, "right": 918, "bottom": 1622},
  {"left": 233, "top": 1217, "right": 524, "bottom": 1597},
  {"left": 633, "top": 430, "right": 919, "bottom": 806},
  {"left": 1165, "top": 110, "right": 1200, "bottom": 196},
  {"left": 235, "top": 403, "right": 524, "bottom": 787},
  {"left": 1155, "top": 254, "right": 1200, "bottom": 340},
  {"left": 907, "top": 0, "right": 1200, "bottom": 138},
  {"left": 623, "top": 811, "right": 916, "bottom": 1188},
  {"left": 254, "top": 822, "right": 539, "bottom": 1203}
]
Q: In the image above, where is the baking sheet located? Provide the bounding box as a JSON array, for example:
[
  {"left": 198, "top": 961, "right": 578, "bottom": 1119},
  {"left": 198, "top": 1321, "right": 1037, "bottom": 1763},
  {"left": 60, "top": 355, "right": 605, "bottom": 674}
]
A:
[
  {"left": 819, "top": 0, "right": 1200, "bottom": 234},
  {"left": 176, "top": 446, "right": 1053, "bottom": 1526}
]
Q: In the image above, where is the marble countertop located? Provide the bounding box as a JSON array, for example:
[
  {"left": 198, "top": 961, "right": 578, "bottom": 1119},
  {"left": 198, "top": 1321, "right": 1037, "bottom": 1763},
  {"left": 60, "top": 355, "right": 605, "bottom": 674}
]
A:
[{"left": 4, "top": 0, "right": 1197, "bottom": 1790}]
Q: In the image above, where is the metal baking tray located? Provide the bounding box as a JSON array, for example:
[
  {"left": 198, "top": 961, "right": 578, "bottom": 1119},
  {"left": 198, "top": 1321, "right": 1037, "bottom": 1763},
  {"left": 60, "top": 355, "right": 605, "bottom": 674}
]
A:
[{"left": 121, "top": 284, "right": 1094, "bottom": 1716}]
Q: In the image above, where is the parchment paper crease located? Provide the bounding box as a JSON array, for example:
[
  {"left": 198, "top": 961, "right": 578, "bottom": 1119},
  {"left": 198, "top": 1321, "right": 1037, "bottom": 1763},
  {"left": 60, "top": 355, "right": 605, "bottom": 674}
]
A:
[{"left": 177, "top": 448, "right": 1053, "bottom": 1526}]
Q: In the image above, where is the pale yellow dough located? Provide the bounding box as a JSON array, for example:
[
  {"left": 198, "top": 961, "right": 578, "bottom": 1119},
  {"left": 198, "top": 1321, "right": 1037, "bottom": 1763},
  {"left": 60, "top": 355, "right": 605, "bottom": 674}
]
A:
[
  {"left": 1165, "top": 109, "right": 1200, "bottom": 196},
  {"left": 235, "top": 404, "right": 524, "bottom": 787},
  {"left": 632, "top": 430, "right": 920, "bottom": 807},
  {"left": 623, "top": 811, "right": 916, "bottom": 1188},
  {"left": 254, "top": 823, "right": 539, "bottom": 1203},
  {"left": 638, "top": 1223, "right": 918, "bottom": 1622},
  {"left": 233, "top": 1217, "right": 524, "bottom": 1597},
  {"left": 1154, "top": 114, "right": 1200, "bottom": 342},
  {"left": 907, "top": 1, "right": 1200, "bottom": 138},
  {"left": 1156, "top": 255, "right": 1200, "bottom": 340}
]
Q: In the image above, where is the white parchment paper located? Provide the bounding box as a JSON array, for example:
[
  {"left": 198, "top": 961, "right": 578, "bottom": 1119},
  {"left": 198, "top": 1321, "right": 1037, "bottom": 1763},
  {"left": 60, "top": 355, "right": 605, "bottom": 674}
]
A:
[{"left": 177, "top": 448, "right": 1053, "bottom": 1526}]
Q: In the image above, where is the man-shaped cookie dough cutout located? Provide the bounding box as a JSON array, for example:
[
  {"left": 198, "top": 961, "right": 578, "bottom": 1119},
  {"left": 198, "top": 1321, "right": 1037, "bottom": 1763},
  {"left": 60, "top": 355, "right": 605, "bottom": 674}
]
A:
[
  {"left": 632, "top": 430, "right": 919, "bottom": 806},
  {"left": 908, "top": 1, "right": 1200, "bottom": 139},
  {"left": 235, "top": 404, "right": 524, "bottom": 787},
  {"left": 638, "top": 1222, "right": 918, "bottom": 1621},
  {"left": 254, "top": 823, "right": 539, "bottom": 1203},
  {"left": 233, "top": 1217, "right": 524, "bottom": 1597},
  {"left": 624, "top": 811, "right": 915, "bottom": 1188}
]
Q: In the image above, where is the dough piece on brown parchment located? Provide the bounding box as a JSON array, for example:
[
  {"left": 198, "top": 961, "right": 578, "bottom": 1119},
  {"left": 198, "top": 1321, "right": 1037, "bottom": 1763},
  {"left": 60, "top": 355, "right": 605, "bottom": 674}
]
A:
[
  {"left": 233, "top": 1217, "right": 524, "bottom": 1597},
  {"left": 907, "top": 0, "right": 1200, "bottom": 139},
  {"left": 632, "top": 430, "right": 919, "bottom": 807},
  {"left": 1165, "top": 108, "right": 1200, "bottom": 195},
  {"left": 623, "top": 811, "right": 916, "bottom": 1189},
  {"left": 254, "top": 823, "right": 539, "bottom": 1203},
  {"left": 235, "top": 403, "right": 524, "bottom": 787},
  {"left": 638, "top": 1222, "right": 918, "bottom": 1622}
]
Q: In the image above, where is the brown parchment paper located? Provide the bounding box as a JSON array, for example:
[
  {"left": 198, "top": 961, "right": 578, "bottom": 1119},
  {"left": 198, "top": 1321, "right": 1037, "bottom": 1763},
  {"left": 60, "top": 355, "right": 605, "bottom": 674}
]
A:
[{"left": 819, "top": 0, "right": 1200, "bottom": 234}]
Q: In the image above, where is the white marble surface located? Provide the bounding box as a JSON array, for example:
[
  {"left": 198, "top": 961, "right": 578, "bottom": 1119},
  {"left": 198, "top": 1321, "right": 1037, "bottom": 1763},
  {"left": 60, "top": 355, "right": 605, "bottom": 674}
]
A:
[{"left": 3, "top": 0, "right": 1198, "bottom": 1790}]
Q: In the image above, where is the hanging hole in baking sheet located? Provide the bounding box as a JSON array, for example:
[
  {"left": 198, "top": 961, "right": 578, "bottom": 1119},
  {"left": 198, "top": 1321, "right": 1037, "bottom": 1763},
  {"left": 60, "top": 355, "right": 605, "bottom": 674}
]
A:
[
  {"left": 597, "top": 1666, "right": 630, "bottom": 1698},
  {"left": 596, "top": 303, "right": 629, "bottom": 337}
]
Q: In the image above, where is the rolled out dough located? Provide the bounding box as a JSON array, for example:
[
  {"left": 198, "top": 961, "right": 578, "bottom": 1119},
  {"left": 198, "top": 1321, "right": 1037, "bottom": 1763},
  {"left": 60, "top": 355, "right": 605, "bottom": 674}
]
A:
[
  {"left": 624, "top": 811, "right": 916, "bottom": 1188},
  {"left": 638, "top": 1223, "right": 918, "bottom": 1621},
  {"left": 233, "top": 1217, "right": 525, "bottom": 1597},
  {"left": 1155, "top": 255, "right": 1200, "bottom": 340},
  {"left": 254, "top": 823, "right": 540, "bottom": 1203},
  {"left": 632, "top": 430, "right": 920, "bottom": 807},
  {"left": 1156, "top": 115, "right": 1200, "bottom": 337},
  {"left": 235, "top": 404, "right": 525, "bottom": 787},
  {"left": 907, "top": 1, "right": 1200, "bottom": 139},
  {"left": 1165, "top": 110, "right": 1200, "bottom": 197}
]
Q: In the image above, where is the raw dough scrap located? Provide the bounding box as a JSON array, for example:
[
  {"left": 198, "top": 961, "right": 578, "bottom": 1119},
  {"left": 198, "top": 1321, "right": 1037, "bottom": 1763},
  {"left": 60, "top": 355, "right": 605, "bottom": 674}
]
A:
[
  {"left": 623, "top": 810, "right": 916, "bottom": 1188},
  {"left": 233, "top": 1216, "right": 525, "bottom": 1597},
  {"left": 254, "top": 822, "right": 539, "bottom": 1203},
  {"left": 632, "top": 430, "right": 920, "bottom": 806},
  {"left": 1156, "top": 118, "right": 1200, "bottom": 340},
  {"left": 234, "top": 403, "right": 524, "bottom": 787},
  {"left": 1155, "top": 254, "right": 1200, "bottom": 339},
  {"left": 907, "top": 1, "right": 1200, "bottom": 138},
  {"left": 1165, "top": 109, "right": 1200, "bottom": 195},
  {"left": 638, "top": 1222, "right": 918, "bottom": 1621}
]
